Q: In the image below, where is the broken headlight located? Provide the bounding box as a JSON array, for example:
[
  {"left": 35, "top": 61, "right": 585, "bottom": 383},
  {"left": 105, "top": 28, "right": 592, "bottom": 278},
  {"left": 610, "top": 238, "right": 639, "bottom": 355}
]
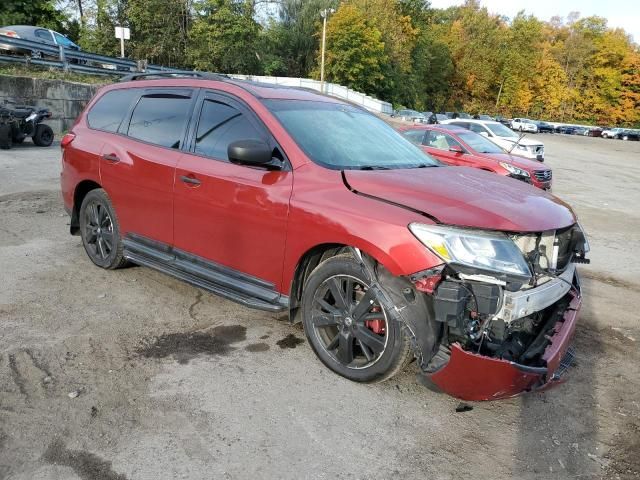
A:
[{"left": 409, "top": 224, "right": 532, "bottom": 279}]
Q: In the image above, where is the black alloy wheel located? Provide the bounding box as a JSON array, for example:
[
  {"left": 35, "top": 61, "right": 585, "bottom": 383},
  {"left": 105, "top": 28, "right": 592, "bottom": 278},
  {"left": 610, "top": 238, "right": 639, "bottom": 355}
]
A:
[
  {"left": 310, "top": 274, "right": 388, "bottom": 369},
  {"left": 302, "top": 255, "right": 412, "bottom": 383},
  {"left": 79, "top": 189, "right": 127, "bottom": 269},
  {"left": 84, "top": 200, "right": 114, "bottom": 261}
]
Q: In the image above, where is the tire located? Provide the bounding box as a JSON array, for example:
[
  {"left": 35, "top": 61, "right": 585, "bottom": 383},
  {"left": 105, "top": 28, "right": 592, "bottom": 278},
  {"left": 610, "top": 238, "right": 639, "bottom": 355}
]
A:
[
  {"left": 622, "top": 135, "right": 629, "bottom": 141},
  {"left": 0, "top": 124, "right": 12, "bottom": 149},
  {"left": 79, "top": 189, "right": 127, "bottom": 270},
  {"left": 32, "top": 124, "right": 54, "bottom": 147},
  {"left": 301, "top": 254, "right": 413, "bottom": 383}
]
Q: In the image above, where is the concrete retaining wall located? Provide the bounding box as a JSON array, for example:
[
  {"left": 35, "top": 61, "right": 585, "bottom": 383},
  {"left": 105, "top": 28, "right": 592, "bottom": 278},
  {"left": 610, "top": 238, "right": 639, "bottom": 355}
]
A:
[{"left": 0, "top": 75, "right": 103, "bottom": 134}]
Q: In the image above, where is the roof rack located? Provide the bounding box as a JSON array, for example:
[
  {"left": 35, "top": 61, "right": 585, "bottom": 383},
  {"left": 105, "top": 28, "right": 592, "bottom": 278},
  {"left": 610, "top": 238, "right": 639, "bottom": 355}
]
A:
[{"left": 118, "top": 71, "right": 229, "bottom": 82}]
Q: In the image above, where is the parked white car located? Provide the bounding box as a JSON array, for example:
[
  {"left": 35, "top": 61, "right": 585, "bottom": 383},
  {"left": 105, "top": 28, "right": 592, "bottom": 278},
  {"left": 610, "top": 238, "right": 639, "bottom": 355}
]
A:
[
  {"left": 510, "top": 118, "right": 539, "bottom": 133},
  {"left": 441, "top": 119, "right": 545, "bottom": 161},
  {"left": 601, "top": 127, "right": 625, "bottom": 139}
]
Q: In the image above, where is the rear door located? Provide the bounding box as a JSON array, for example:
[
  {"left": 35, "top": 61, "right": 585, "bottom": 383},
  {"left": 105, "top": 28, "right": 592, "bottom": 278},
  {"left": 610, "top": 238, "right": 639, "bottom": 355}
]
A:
[
  {"left": 173, "top": 90, "right": 292, "bottom": 288},
  {"left": 99, "top": 87, "right": 196, "bottom": 245}
]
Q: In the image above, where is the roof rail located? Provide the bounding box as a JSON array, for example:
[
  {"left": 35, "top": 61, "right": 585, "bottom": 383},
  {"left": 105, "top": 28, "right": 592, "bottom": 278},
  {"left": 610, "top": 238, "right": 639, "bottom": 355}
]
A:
[{"left": 118, "top": 71, "right": 228, "bottom": 82}]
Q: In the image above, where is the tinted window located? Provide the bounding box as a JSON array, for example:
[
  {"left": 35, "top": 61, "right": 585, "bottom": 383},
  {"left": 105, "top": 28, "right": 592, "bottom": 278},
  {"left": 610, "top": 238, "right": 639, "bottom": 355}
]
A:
[
  {"left": 87, "top": 89, "right": 139, "bottom": 133},
  {"left": 127, "top": 95, "right": 191, "bottom": 148},
  {"left": 35, "top": 29, "right": 52, "bottom": 41},
  {"left": 194, "top": 100, "right": 263, "bottom": 161},
  {"left": 425, "top": 131, "right": 462, "bottom": 151},
  {"left": 402, "top": 129, "right": 426, "bottom": 144}
]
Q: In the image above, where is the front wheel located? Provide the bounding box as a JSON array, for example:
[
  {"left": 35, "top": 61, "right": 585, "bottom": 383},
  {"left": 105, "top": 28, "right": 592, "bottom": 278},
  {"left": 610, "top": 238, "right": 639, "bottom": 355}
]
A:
[
  {"left": 301, "top": 255, "right": 413, "bottom": 383},
  {"left": 33, "top": 124, "right": 53, "bottom": 147}
]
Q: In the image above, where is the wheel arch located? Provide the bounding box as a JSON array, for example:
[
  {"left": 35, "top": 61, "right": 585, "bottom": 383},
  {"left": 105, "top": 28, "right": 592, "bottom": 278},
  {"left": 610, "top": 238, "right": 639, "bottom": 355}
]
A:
[
  {"left": 287, "top": 242, "right": 404, "bottom": 324},
  {"left": 70, "top": 179, "right": 102, "bottom": 235}
]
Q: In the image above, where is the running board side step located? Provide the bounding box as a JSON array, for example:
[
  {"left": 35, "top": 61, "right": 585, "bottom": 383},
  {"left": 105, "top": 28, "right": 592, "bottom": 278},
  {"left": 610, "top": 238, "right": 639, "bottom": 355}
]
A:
[{"left": 123, "top": 235, "right": 288, "bottom": 313}]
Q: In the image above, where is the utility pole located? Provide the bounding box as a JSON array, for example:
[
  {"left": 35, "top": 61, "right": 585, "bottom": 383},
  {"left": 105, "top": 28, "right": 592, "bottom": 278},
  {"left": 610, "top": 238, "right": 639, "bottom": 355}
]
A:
[{"left": 320, "top": 8, "right": 335, "bottom": 94}]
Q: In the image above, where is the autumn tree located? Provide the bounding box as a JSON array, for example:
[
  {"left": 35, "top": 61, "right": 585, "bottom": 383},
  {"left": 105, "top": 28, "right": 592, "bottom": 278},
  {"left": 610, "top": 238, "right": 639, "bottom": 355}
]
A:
[{"left": 321, "top": 4, "right": 388, "bottom": 97}]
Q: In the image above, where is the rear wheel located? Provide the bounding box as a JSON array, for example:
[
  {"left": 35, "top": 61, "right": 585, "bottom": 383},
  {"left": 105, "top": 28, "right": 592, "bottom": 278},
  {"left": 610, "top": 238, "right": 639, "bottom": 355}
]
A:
[
  {"left": 33, "top": 124, "right": 53, "bottom": 147},
  {"left": 79, "top": 189, "right": 127, "bottom": 269},
  {"left": 301, "top": 255, "right": 413, "bottom": 383}
]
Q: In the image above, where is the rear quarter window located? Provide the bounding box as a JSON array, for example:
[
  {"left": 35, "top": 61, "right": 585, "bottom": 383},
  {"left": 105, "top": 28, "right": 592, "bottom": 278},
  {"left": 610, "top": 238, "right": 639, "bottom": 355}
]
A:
[{"left": 87, "top": 89, "right": 139, "bottom": 133}]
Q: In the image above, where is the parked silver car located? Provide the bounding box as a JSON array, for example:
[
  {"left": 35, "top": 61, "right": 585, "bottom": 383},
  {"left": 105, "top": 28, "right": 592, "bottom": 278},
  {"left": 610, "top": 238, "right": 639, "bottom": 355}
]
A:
[{"left": 0, "top": 25, "right": 80, "bottom": 57}]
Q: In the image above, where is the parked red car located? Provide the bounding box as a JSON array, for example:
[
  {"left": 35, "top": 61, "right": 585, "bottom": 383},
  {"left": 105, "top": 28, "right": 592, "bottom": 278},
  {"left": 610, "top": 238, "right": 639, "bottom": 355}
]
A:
[
  {"left": 399, "top": 124, "right": 553, "bottom": 189},
  {"left": 60, "top": 74, "right": 589, "bottom": 401}
]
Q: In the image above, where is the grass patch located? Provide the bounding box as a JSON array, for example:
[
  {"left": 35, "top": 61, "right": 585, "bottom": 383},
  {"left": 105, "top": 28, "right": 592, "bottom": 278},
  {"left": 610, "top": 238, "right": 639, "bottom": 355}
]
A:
[{"left": 0, "top": 64, "right": 116, "bottom": 85}]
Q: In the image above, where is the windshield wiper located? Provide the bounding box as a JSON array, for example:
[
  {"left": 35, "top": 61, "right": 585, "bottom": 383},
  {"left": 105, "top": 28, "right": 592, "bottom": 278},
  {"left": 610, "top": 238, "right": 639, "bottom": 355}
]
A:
[
  {"left": 412, "top": 163, "right": 437, "bottom": 168},
  {"left": 357, "top": 165, "right": 391, "bottom": 170}
]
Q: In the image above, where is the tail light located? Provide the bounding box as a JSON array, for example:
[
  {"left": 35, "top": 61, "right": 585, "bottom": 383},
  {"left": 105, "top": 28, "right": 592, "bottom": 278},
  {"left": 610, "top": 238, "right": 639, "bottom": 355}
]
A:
[
  {"left": 61, "top": 133, "right": 76, "bottom": 149},
  {"left": 0, "top": 30, "right": 20, "bottom": 38}
]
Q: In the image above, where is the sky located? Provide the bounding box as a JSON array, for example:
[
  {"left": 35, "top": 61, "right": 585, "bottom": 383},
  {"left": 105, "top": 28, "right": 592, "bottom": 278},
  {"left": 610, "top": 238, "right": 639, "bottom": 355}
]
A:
[{"left": 429, "top": 0, "right": 640, "bottom": 43}]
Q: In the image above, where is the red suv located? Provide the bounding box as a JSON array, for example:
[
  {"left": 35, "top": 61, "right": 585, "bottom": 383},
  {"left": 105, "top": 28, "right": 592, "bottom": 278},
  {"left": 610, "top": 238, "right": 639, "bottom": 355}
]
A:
[
  {"left": 60, "top": 74, "right": 589, "bottom": 400},
  {"left": 399, "top": 125, "right": 553, "bottom": 189}
]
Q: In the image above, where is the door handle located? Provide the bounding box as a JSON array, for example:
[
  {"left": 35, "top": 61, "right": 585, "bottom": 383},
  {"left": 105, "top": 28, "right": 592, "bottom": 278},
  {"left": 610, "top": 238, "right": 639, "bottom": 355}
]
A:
[
  {"left": 180, "top": 175, "right": 201, "bottom": 186},
  {"left": 102, "top": 153, "right": 120, "bottom": 163}
]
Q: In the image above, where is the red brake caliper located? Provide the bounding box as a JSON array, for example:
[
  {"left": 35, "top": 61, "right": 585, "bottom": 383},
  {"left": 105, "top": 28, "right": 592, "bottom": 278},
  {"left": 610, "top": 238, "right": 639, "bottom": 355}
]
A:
[{"left": 365, "top": 306, "right": 386, "bottom": 335}]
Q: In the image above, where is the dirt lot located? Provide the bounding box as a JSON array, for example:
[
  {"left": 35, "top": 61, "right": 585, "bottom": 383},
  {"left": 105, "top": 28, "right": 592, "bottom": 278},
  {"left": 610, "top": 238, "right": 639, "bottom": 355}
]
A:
[{"left": 0, "top": 134, "right": 639, "bottom": 480}]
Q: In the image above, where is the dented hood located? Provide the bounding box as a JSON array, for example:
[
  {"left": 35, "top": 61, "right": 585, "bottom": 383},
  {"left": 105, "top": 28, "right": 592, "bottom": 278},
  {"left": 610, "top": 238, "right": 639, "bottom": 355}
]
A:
[{"left": 343, "top": 167, "right": 575, "bottom": 232}]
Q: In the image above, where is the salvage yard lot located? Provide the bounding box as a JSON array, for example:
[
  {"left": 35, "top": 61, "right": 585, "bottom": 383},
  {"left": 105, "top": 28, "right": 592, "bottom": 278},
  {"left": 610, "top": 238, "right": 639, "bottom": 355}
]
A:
[{"left": 0, "top": 134, "right": 638, "bottom": 479}]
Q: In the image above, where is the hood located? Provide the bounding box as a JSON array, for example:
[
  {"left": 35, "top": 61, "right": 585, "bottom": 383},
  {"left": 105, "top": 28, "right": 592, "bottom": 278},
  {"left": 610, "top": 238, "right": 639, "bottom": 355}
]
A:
[
  {"left": 480, "top": 153, "right": 548, "bottom": 172},
  {"left": 343, "top": 167, "right": 575, "bottom": 232}
]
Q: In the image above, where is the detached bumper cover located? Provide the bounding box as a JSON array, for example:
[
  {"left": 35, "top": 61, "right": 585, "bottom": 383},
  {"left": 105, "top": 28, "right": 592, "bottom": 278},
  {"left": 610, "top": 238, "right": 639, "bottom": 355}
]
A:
[{"left": 425, "top": 288, "right": 582, "bottom": 401}]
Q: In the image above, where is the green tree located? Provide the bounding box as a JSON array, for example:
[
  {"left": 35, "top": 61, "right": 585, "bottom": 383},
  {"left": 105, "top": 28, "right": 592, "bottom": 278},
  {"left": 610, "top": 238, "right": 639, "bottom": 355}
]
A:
[
  {"left": 0, "top": 0, "right": 65, "bottom": 31},
  {"left": 126, "top": 0, "right": 191, "bottom": 67},
  {"left": 321, "top": 4, "right": 389, "bottom": 97},
  {"left": 261, "top": 0, "right": 337, "bottom": 77},
  {"left": 188, "top": 0, "right": 261, "bottom": 74}
]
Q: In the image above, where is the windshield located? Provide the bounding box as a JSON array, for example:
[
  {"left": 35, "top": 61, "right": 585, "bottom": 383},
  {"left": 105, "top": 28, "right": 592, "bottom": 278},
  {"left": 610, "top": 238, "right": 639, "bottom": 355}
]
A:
[
  {"left": 458, "top": 132, "right": 505, "bottom": 154},
  {"left": 265, "top": 100, "right": 440, "bottom": 169},
  {"left": 486, "top": 122, "right": 518, "bottom": 138}
]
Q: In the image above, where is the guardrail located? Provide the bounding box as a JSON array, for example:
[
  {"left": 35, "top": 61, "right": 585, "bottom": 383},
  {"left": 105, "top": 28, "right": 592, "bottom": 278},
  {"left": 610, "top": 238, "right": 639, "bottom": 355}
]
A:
[
  {"left": 0, "top": 35, "right": 189, "bottom": 76},
  {"left": 0, "top": 35, "right": 393, "bottom": 114},
  {"left": 230, "top": 74, "right": 393, "bottom": 115}
]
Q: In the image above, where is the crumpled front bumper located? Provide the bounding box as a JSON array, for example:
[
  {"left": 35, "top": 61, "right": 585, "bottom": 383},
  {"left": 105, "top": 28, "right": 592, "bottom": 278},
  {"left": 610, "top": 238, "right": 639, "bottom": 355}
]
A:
[{"left": 424, "top": 283, "right": 582, "bottom": 401}]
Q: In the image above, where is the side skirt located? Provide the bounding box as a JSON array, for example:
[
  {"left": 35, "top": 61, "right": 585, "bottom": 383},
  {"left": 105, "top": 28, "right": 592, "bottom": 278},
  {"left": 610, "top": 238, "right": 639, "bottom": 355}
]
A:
[{"left": 123, "top": 233, "right": 288, "bottom": 313}]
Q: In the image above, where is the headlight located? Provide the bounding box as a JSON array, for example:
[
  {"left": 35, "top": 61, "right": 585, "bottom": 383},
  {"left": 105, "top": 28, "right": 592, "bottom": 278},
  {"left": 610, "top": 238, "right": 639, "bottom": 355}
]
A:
[
  {"left": 409, "top": 224, "right": 532, "bottom": 278},
  {"left": 499, "top": 162, "right": 530, "bottom": 177},
  {"left": 577, "top": 222, "right": 590, "bottom": 253}
]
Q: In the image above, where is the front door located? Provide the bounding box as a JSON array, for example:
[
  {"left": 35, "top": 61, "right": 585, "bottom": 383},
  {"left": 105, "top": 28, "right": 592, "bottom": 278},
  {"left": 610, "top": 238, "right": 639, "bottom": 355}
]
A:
[
  {"left": 173, "top": 91, "right": 293, "bottom": 290},
  {"left": 422, "top": 130, "right": 470, "bottom": 166}
]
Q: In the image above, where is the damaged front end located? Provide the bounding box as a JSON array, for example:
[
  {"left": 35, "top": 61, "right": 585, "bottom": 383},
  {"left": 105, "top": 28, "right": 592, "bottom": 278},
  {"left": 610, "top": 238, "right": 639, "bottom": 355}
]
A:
[{"left": 409, "top": 223, "right": 589, "bottom": 401}]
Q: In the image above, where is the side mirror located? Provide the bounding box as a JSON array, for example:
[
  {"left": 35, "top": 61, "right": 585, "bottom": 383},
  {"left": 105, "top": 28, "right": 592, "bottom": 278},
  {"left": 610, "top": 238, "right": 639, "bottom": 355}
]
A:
[
  {"left": 479, "top": 131, "right": 489, "bottom": 137},
  {"left": 228, "top": 139, "right": 272, "bottom": 166},
  {"left": 449, "top": 145, "right": 464, "bottom": 153}
]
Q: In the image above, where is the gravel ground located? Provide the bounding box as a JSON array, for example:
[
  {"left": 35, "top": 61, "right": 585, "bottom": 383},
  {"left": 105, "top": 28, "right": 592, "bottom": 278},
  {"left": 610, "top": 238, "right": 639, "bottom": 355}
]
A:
[{"left": 0, "top": 134, "right": 638, "bottom": 480}]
